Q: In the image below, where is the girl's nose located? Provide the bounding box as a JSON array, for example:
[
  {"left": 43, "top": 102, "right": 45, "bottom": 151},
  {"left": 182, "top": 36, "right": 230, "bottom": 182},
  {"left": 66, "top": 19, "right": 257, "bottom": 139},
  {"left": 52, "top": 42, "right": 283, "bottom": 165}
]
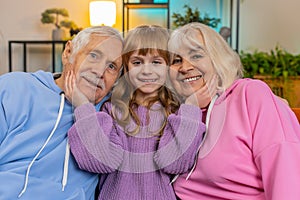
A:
[{"left": 141, "top": 63, "right": 153, "bottom": 74}]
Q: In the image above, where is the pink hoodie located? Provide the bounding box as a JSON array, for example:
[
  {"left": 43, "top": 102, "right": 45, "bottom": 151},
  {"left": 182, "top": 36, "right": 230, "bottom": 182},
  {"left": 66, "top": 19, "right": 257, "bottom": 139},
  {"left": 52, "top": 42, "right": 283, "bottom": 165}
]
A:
[{"left": 174, "top": 78, "right": 300, "bottom": 200}]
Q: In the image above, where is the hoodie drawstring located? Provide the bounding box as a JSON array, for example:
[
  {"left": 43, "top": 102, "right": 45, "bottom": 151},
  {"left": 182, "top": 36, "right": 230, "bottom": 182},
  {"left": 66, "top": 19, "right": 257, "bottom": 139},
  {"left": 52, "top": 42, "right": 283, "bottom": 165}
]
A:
[
  {"left": 62, "top": 140, "right": 70, "bottom": 191},
  {"left": 18, "top": 92, "right": 65, "bottom": 198}
]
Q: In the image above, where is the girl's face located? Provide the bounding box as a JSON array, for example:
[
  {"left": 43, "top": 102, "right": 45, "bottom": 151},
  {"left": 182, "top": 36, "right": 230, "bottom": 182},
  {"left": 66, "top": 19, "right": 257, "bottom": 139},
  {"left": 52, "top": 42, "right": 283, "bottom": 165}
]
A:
[
  {"left": 169, "top": 33, "right": 215, "bottom": 99},
  {"left": 127, "top": 50, "right": 167, "bottom": 103}
]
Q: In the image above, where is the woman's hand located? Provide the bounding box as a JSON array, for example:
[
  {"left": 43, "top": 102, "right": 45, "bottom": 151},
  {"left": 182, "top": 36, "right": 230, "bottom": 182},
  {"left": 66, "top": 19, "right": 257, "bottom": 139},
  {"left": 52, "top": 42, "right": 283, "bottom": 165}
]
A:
[
  {"left": 64, "top": 71, "right": 89, "bottom": 107},
  {"left": 185, "top": 75, "right": 218, "bottom": 108}
]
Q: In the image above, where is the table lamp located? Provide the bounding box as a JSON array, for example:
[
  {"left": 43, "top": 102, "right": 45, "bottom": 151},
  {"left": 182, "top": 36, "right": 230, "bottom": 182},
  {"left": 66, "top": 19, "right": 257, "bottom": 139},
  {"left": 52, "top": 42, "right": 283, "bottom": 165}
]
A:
[{"left": 89, "top": 0, "right": 116, "bottom": 26}]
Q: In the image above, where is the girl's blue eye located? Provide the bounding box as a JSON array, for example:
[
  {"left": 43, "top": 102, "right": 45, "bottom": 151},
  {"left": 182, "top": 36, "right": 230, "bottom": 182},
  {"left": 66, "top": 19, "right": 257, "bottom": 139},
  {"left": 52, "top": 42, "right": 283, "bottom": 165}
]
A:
[
  {"left": 153, "top": 60, "right": 163, "bottom": 65},
  {"left": 132, "top": 60, "right": 142, "bottom": 65}
]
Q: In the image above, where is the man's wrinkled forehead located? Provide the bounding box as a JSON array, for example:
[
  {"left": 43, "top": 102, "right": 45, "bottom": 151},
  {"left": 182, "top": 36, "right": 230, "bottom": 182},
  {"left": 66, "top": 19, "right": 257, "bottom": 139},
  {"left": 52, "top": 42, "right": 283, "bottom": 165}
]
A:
[
  {"left": 89, "top": 33, "right": 121, "bottom": 48},
  {"left": 88, "top": 34, "right": 123, "bottom": 60}
]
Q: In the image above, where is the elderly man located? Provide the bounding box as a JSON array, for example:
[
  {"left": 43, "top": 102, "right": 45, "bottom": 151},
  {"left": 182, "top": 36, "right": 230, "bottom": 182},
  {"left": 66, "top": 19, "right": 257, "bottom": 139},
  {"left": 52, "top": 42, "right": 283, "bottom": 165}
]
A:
[{"left": 0, "top": 26, "right": 123, "bottom": 199}]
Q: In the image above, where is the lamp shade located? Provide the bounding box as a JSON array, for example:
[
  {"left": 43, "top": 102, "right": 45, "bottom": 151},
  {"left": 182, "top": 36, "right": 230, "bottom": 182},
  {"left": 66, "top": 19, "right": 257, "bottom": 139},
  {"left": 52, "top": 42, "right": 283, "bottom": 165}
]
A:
[{"left": 89, "top": 1, "right": 116, "bottom": 26}]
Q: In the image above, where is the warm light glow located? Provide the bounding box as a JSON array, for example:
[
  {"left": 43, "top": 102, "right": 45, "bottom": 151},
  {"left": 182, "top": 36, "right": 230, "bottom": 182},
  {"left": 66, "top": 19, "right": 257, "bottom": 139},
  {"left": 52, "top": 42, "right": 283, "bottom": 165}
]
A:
[{"left": 89, "top": 1, "right": 116, "bottom": 26}]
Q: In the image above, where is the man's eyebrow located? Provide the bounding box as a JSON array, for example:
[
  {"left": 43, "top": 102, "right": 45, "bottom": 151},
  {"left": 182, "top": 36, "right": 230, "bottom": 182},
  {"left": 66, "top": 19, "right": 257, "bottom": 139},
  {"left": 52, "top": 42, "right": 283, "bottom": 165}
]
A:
[
  {"left": 90, "top": 48, "right": 121, "bottom": 67},
  {"left": 91, "top": 49, "right": 103, "bottom": 55}
]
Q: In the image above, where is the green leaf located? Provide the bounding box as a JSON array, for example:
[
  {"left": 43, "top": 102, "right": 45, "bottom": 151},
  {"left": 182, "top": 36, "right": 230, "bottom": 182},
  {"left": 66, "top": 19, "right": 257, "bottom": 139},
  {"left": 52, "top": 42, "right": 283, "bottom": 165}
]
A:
[{"left": 171, "top": 4, "right": 220, "bottom": 29}]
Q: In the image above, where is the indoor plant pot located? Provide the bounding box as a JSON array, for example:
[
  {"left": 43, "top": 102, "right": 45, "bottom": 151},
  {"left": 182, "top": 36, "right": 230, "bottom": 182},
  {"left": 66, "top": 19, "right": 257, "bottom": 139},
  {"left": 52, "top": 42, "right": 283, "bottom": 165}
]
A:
[{"left": 52, "top": 28, "right": 66, "bottom": 40}]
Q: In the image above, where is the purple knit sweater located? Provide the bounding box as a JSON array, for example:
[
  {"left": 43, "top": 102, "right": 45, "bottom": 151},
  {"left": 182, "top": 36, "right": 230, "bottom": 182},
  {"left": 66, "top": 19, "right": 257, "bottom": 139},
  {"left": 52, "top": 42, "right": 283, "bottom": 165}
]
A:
[{"left": 68, "top": 102, "right": 205, "bottom": 200}]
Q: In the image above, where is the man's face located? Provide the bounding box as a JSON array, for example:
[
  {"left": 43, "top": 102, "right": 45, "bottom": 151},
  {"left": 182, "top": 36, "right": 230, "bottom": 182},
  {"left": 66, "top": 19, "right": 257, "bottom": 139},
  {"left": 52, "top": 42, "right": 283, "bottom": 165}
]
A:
[{"left": 71, "top": 34, "right": 122, "bottom": 104}]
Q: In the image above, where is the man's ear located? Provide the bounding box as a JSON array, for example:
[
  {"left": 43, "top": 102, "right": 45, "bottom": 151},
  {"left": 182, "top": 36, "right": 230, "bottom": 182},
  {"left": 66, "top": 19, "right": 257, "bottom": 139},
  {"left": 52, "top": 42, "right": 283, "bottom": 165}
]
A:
[
  {"left": 62, "top": 41, "right": 72, "bottom": 66},
  {"left": 61, "top": 41, "right": 73, "bottom": 79}
]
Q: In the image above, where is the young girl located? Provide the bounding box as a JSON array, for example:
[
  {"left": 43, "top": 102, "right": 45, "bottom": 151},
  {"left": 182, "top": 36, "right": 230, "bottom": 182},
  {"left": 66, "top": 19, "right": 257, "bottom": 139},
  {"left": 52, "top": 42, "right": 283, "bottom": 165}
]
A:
[{"left": 65, "top": 25, "right": 209, "bottom": 200}]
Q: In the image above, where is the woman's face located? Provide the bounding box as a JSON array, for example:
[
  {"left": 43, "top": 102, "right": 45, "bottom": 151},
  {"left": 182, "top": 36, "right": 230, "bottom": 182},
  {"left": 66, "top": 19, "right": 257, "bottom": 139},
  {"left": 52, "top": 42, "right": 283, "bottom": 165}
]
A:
[{"left": 169, "top": 33, "right": 216, "bottom": 99}]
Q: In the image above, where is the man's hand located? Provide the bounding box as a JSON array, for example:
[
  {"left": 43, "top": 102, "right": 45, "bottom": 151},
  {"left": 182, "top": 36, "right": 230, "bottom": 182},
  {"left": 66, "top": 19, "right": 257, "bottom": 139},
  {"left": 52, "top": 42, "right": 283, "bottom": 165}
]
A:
[{"left": 64, "top": 71, "right": 89, "bottom": 107}]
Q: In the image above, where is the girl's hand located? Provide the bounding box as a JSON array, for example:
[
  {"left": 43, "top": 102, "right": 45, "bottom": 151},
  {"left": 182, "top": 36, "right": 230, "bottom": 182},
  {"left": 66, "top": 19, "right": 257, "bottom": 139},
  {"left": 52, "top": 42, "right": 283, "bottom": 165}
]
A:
[
  {"left": 185, "top": 75, "right": 218, "bottom": 108},
  {"left": 64, "top": 71, "right": 89, "bottom": 107}
]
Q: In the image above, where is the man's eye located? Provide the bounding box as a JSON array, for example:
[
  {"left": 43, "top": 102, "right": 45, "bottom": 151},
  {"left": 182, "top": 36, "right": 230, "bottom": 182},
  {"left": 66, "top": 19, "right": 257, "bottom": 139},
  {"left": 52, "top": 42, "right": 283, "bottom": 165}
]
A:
[
  {"left": 107, "top": 63, "right": 117, "bottom": 70},
  {"left": 89, "top": 52, "right": 98, "bottom": 60}
]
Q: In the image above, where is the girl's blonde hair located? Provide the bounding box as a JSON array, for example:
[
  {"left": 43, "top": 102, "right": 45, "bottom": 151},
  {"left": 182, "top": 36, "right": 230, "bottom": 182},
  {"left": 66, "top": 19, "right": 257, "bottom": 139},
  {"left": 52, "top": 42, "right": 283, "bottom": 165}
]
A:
[
  {"left": 168, "top": 22, "right": 244, "bottom": 91},
  {"left": 111, "top": 25, "right": 179, "bottom": 136}
]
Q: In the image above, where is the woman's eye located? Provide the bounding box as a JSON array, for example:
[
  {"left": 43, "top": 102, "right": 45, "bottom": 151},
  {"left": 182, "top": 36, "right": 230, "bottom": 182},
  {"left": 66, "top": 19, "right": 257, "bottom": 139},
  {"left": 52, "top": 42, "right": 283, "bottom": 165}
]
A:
[
  {"left": 191, "top": 54, "right": 203, "bottom": 59},
  {"left": 172, "top": 57, "right": 182, "bottom": 65}
]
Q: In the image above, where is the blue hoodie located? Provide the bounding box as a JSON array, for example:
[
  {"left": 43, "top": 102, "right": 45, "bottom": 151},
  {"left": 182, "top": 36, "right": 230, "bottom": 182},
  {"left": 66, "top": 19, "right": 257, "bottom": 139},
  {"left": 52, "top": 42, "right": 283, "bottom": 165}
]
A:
[{"left": 0, "top": 71, "right": 105, "bottom": 199}]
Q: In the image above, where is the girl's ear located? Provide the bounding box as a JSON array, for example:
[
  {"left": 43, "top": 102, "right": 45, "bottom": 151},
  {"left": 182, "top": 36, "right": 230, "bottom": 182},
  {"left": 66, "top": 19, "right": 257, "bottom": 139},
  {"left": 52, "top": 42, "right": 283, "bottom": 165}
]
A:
[{"left": 62, "top": 41, "right": 73, "bottom": 66}]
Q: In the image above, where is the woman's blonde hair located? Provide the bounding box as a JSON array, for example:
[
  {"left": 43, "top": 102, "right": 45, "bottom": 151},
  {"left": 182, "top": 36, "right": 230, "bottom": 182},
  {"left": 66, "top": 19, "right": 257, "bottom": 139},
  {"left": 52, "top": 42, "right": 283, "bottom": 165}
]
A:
[
  {"left": 111, "top": 25, "right": 179, "bottom": 136},
  {"left": 168, "top": 22, "right": 243, "bottom": 91}
]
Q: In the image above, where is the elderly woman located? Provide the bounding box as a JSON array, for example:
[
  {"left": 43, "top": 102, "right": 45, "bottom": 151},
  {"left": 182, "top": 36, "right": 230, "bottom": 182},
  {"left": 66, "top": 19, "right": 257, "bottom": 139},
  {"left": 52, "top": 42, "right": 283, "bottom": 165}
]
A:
[{"left": 168, "top": 22, "right": 300, "bottom": 200}]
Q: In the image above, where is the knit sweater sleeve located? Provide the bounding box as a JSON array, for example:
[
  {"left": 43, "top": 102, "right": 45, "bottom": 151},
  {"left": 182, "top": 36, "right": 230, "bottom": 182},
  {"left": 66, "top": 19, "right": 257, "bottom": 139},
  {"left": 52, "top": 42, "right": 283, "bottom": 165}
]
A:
[
  {"left": 68, "top": 102, "right": 124, "bottom": 173},
  {"left": 245, "top": 80, "right": 300, "bottom": 200},
  {"left": 154, "top": 104, "right": 205, "bottom": 174}
]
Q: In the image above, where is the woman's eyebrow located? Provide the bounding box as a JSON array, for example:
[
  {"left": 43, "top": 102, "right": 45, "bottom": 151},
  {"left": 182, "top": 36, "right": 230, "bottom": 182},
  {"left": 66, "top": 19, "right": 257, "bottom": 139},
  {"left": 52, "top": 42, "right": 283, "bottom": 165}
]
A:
[{"left": 188, "top": 45, "right": 205, "bottom": 55}]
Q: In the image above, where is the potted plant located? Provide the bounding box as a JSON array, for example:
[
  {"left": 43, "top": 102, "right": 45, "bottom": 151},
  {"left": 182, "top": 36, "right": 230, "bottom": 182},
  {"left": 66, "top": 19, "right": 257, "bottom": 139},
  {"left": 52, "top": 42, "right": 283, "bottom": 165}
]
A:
[
  {"left": 240, "top": 46, "right": 300, "bottom": 107},
  {"left": 171, "top": 4, "right": 221, "bottom": 29},
  {"left": 41, "top": 8, "right": 79, "bottom": 40}
]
